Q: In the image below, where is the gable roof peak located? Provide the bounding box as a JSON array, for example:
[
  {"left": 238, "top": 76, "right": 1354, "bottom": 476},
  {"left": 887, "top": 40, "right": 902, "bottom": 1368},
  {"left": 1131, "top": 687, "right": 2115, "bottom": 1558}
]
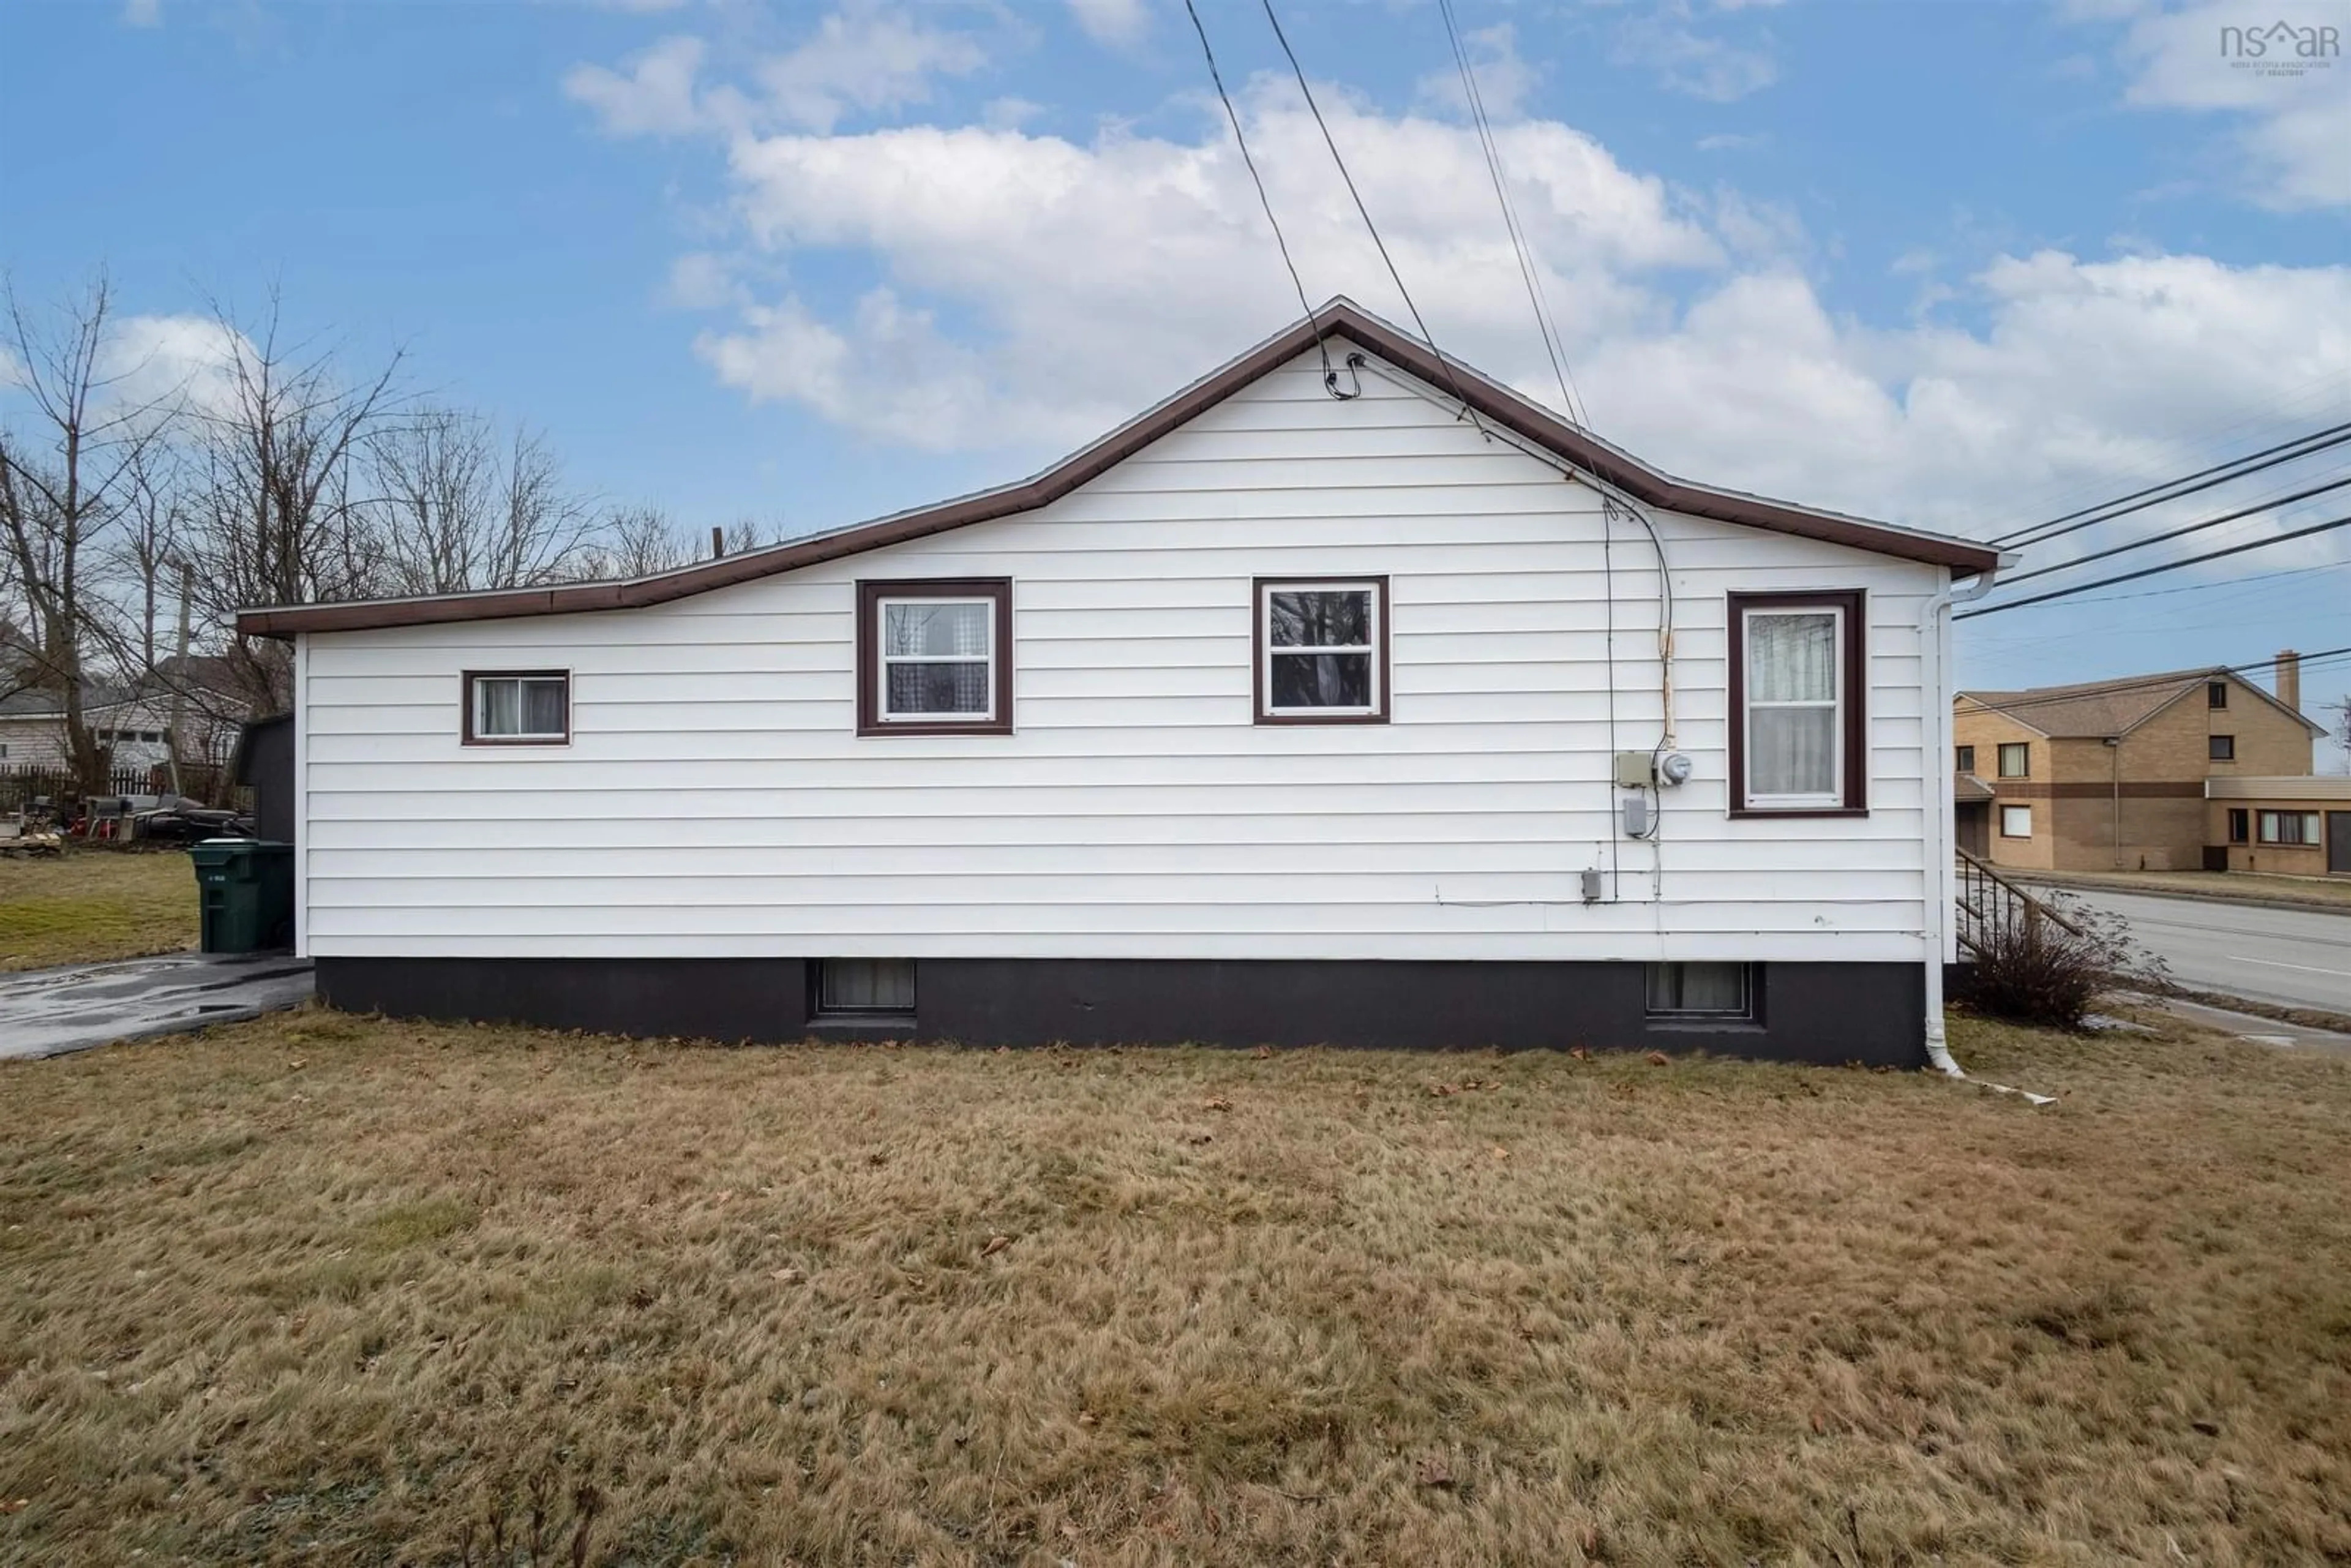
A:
[{"left": 239, "top": 302, "right": 1998, "bottom": 637}]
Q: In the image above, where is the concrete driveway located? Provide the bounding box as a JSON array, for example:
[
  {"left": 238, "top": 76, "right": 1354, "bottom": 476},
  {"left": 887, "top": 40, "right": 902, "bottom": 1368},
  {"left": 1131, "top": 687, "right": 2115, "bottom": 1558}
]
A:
[{"left": 0, "top": 951, "right": 314, "bottom": 1061}]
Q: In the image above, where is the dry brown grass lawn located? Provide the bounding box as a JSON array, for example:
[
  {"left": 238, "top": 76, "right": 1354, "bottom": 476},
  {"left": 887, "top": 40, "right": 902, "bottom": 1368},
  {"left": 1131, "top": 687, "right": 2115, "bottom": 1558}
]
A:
[
  {"left": 0, "top": 849, "right": 197, "bottom": 971},
  {"left": 3, "top": 1007, "right": 2349, "bottom": 1566}
]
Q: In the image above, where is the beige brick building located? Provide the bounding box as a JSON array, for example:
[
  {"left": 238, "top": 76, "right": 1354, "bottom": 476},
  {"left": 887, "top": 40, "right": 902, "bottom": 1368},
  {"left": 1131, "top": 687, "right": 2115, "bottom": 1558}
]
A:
[{"left": 1953, "top": 653, "right": 2323, "bottom": 872}]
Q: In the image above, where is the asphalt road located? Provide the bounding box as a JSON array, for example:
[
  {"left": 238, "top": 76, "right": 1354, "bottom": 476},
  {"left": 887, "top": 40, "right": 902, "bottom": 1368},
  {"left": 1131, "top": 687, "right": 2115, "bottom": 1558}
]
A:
[{"left": 2056, "top": 888, "right": 2351, "bottom": 1015}]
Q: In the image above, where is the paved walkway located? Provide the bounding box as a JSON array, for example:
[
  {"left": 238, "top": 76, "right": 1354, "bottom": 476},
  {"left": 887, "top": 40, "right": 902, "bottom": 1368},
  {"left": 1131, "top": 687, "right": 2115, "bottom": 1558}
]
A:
[{"left": 0, "top": 951, "right": 314, "bottom": 1061}]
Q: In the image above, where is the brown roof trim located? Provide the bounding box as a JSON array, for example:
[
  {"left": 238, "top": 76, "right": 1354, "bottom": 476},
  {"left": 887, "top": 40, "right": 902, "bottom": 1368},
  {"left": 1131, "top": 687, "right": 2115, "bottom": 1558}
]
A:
[{"left": 238, "top": 299, "right": 1998, "bottom": 638}]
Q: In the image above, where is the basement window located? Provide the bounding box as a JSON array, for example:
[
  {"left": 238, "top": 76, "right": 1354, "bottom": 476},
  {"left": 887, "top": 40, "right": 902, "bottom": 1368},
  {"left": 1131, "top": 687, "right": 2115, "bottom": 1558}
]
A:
[
  {"left": 816, "top": 958, "right": 915, "bottom": 1019},
  {"left": 2208, "top": 735, "right": 2235, "bottom": 761},
  {"left": 463, "top": 671, "right": 569, "bottom": 745},
  {"left": 2001, "top": 805, "right": 2033, "bottom": 838},
  {"left": 1257, "top": 577, "right": 1389, "bottom": 723},
  {"left": 1646, "top": 962, "right": 1753, "bottom": 1021}
]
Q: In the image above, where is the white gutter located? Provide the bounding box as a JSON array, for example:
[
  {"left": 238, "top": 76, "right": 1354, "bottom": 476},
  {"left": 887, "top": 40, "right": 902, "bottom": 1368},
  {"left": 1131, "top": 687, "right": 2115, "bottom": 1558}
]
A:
[{"left": 1919, "top": 553, "right": 2053, "bottom": 1102}]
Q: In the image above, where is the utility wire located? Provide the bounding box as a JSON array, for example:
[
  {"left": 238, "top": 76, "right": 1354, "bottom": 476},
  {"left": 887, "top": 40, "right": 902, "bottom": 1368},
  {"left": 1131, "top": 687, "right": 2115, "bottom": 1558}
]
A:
[
  {"left": 1993, "top": 473, "right": 2351, "bottom": 588},
  {"left": 1993, "top": 421, "right": 2351, "bottom": 549},
  {"left": 1435, "top": 0, "right": 1586, "bottom": 429},
  {"left": 1955, "top": 647, "right": 2351, "bottom": 713},
  {"left": 1258, "top": 0, "right": 1485, "bottom": 433},
  {"left": 1958, "top": 512, "right": 2351, "bottom": 618},
  {"left": 1180, "top": 0, "right": 1344, "bottom": 391}
]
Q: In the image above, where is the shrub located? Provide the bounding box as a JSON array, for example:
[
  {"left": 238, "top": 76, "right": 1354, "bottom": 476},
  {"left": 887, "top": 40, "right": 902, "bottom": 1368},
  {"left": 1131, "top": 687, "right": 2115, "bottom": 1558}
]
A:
[{"left": 1961, "top": 895, "right": 2161, "bottom": 1030}]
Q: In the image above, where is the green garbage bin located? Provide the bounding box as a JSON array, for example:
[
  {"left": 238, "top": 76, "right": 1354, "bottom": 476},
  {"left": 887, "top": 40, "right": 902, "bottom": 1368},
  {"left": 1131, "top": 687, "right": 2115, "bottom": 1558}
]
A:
[{"left": 190, "top": 839, "right": 295, "bottom": 954}]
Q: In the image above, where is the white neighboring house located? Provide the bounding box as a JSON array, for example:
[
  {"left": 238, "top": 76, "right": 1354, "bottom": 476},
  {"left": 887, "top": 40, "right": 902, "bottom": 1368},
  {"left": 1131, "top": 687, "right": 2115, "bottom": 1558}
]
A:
[
  {"left": 239, "top": 302, "right": 2003, "bottom": 1065},
  {"left": 0, "top": 663, "right": 246, "bottom": 779}
]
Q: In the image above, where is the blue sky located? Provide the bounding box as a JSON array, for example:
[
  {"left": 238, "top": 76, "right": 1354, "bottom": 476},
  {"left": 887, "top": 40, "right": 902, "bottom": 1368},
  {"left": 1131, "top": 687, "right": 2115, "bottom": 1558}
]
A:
[{"left": 2, "top": 0, "right": 2346, "bottom": 752}]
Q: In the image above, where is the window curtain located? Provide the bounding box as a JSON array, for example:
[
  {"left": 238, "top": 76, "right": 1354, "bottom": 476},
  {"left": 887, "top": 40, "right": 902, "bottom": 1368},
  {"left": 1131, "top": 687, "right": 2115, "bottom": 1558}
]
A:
[
  {"left": 521, "top": 681, "right": 564, "bottom": 735},
  {"left": 1748, "top": 613, "right": 1837, "bottom": 796},
  {"left": 479, "top": 680, "right": 521, "bottom": 736}
]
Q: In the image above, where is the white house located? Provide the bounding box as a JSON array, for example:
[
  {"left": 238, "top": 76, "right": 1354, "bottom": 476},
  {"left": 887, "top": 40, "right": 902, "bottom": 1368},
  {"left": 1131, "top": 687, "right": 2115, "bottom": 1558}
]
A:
[{"left": 238, "top": 302, "right": 2002, "bottom": 1065}]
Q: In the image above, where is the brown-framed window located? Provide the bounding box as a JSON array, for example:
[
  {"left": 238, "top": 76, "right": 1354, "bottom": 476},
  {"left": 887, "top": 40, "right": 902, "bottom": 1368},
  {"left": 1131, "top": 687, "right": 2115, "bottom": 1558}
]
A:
[
  {"left": 2257, "top": 810, "right": 2320, "bottom": 846},
  {"left": 1727, "top": 590, "right": 1864, "bottom": 815},
  {"left": 1954, "top": 744, "right": 1976, "bottom": 773},
  {"left": 1645, "top": 961, "right": 1755, "bottom": 1021},
  {"left": 855, "top": 578, "right": 1013, "bottom": 737},
  {"left": 2208, "top": 681, "right": 2227, "bottom": 709},
  {"left": 2227, "top": 808, "right": 2250, "bottom": 844},
  {"left": 1997, "top": 741, "right": 2029, "bottom": 778},
  {"left": 2000, "top": 805, "right": 2033, "bottom": 839},
  {"left": 462, "top": 670, "right": 569, "bottom": 745},
  {"left": 2208, "top": 734, "right": 2235, "bottom": 761},
  {"left": 1254, "top": 577, "right": 1389, "bottom": 724}
]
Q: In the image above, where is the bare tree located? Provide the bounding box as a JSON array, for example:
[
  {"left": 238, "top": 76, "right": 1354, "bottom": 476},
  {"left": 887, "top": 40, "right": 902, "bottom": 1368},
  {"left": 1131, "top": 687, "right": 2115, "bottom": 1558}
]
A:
[
  {"left": 0, "top": 274, "right": 174, "bottom": 793},
  {"left": 107, "top": 440, "right": 184, "bottom": 675},
  {"left": 178, "top": 288, "right": 403, "bottom": 715},
  {"left": 369, "top": 408, "right": 596, "bottom": 595},
  {"left": 577, "top": 504, "right": 693, "bottom": 580}
]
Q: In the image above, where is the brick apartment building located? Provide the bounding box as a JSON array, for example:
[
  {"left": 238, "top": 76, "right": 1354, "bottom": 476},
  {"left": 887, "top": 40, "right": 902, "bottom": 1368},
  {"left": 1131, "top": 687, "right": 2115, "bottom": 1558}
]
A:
[{"left": 1953, "top": 651, "right": 2323, "bottom": 872}]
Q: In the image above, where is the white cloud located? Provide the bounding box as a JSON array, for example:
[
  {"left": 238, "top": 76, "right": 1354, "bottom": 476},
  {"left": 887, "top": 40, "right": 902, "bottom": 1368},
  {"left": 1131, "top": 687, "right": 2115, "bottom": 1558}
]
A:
[
  {"left": 1610, "top": 8, "right": 1779, "bottom": 102},
  {"left": 662, "top": 252, "right": 746, "bottom": 310},
  {"left": 755, "top": 4, "right": 985, "bottom": 133},
  {"left": 122, "top": 0, "right": 161, "bottom": 27},
  {"left": 699, "top": 78, "right": 1719, "bottom": 449},
  {"left": 1414, "top": 24, "right": 1539, "bottom": 121},
  {"left": 1066, "top": 0, "right": 1150, "bottom": 48},
  {"left": 2101, "top": 0, "right": 2350, "bottom": 209},
  {"left": 95, "top": 314, "right": 250, "bottom": 421},
  {"left": 565, "top": 6, "right": 986, "bottom": 140},
  {"left": 575, "top": 19, "right": 2350, "bottom": 595},
  {"left": 1694, "top": 131, "right": 1766, "bottom": 152},
  {"left": 564, "top": 35, "right": 713, "bottom": 137}
]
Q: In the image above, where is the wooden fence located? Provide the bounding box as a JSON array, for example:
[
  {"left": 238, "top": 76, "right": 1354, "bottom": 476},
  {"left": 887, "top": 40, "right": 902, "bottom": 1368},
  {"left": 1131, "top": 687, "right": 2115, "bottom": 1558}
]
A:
[{"left": 0, "top": 765, "right": 246, "bottom": 813}]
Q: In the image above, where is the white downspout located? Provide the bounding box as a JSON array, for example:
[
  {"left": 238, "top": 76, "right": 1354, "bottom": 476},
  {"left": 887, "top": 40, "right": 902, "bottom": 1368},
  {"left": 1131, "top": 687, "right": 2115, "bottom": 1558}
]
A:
[{"left": 1918, "top": 554, "right": 2013, "bottom": 1079}]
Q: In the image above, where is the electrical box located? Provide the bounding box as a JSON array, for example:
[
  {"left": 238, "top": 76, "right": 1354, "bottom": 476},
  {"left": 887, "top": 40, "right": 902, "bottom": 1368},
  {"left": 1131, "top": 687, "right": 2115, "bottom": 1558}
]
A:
[
  {"left": 1622, "top": 794, "right": 1651, "bottom": 838},
  {"left": 1581, "top": 868, "right": 1604, "bottom": 902},
  {"left": 1613, "top": 751, "right": 1655, "bottom": 788}
]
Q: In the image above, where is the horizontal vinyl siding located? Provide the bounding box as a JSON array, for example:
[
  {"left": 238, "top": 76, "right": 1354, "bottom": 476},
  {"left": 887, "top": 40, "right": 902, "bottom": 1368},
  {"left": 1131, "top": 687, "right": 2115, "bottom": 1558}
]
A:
[{"left": 299, "top": 350, "right": 1944, "bottom": 963}]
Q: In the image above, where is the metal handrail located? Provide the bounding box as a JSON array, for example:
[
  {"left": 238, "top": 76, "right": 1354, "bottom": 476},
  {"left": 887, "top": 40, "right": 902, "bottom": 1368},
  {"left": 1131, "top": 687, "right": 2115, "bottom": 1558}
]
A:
[{"left": 1953, "top": 847, "right": 2083, "bottom": 957}]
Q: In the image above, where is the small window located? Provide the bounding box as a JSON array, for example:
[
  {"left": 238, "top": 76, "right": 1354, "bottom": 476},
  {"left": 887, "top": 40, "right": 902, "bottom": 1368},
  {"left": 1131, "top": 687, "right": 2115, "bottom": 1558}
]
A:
[
  {"left": 1730, "top": 590, "right": 1864, "bottom": 813},
  {"left": 1997, "top": 742, "right": 2028, "bottom": 778},
  {"left": 816, "top": 958, "right": 915, "bottom": 1018},
  {"left": 464, "top": 671, "right": 569, "bottom": 744},
  {"left": 1954, "top": 745, "right": 1976, "bottom": 773},
  {"left": 2256, "top": 811, "right": 2321, "bottom": 846},
  {"left": 1256, "top": 577, "right": 1388, "bottom": 723},
  {"left": 2208, "top": 735, "right": 2235, "bottom": 761},
  {"left": 2208, "top": 681, "right": 2227, "bottom": 709},
  {"left": 857, "top": 579, "right": 1012, "bottom": 735},
  {"left": 1646, "top": 962, "right": 1753, "bottom": 1019},
  {"left": 2001, "top": 805, "right": 2033, "bottom": 838},
  {"left": 2227, "top": 808, "right": 2249, "bottom": 844}
]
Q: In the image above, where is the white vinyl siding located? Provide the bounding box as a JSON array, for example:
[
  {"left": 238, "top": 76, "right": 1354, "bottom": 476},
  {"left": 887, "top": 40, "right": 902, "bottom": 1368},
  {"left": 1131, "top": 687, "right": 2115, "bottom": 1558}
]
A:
[{"left": 296, "top": 348, "right": 1947, "bottom": 965}]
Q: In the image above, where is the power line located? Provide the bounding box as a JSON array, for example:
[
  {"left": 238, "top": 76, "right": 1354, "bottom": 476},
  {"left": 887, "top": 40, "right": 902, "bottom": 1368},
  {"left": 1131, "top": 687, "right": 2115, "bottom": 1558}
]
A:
[
  {"left": 2062, "top": 558, "right": 2348, "bottom": 607},
  {"left": 1959, "top": 512, "right": 2351, "bottom": 619},
  {"left": 1993, "top": 421, "right": 2351, "bottom": 549},
  {"left": 1993, "top": 473, "right": 2351, "bottom": 588},
  {"left": 1257, "top": 0, "right": 1484, "bottom": 432},
  {"left": 1955, "top": 647, "right": 2351, "bottom": 714},
  {"left": 1955, "top": 370, "right": 2351, "bottom": 538},
  {"left": 1434, "top": 0, "right": 1586, "bottom": 428},
  {"left": 1180, "top": 0, "right": 1346, "bottom": 392}
]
